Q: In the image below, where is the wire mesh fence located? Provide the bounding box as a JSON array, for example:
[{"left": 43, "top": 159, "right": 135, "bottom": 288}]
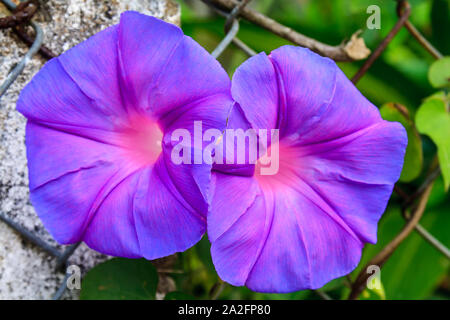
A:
[{"left": 0, "top": 0, "right": 448, "bottom": 300}]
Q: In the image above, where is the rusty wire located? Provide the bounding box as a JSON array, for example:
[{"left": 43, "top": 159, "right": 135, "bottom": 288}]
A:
[
  {"left": 0, "top": 0, "right": 43, "bottom": 98},
  {"left": 0, "top": 0, "right": 38, "bottom": 29},
  {"left": 0, "top": 0, "right": 448, "bottom": 300},
  {"left": 13, "top": 23, "right": 57, "bottom": 59}
]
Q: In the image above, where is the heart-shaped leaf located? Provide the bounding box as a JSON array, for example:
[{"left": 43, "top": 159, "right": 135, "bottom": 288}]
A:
[
  {"left": 415, "top": 97, "right": 450, "bottom": 190},
  {"left": 428, "top": 57, "right": 450, "bottom": 88}
]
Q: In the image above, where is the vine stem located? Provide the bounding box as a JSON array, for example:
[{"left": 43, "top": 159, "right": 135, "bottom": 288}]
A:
[{"left": 209, "top": 279, "right": 226, "bottom": 300}]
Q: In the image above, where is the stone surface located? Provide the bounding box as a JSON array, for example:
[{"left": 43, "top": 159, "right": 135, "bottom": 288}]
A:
[{"left": 0, "top": 0, "right": 180, "bottom": 300}]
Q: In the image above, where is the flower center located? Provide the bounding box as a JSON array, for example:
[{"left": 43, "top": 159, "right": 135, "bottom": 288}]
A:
[
  {"left": 254, "top": 142, "right": 303, "bottom": 190},
  {"left": 119, "top": 115, "right": 163, "bottom": 166}
]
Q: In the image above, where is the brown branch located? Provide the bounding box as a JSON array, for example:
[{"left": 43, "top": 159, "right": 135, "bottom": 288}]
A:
[
  {"left": 348, "top": 180, "right": 434, "bottom": 300},
  {"left": 393, "top": 185, "right": 408, "bottom": 200},
  {"left": 395, "top": 0, "right": 443, "bottom": 60},
  {"left": 403, "top": 20, "right": 442, "bottom": 60},
  {"left": 204, "top": 0, "right": 370, "bottom": 61},
  {"left": 209, "top": 279, "right": 226, "bottom": 300},
  {"left": 13, "top": 25, "right": 57, "bottom": 59}
]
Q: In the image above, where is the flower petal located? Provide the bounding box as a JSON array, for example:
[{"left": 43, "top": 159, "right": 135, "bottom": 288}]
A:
[
  {"left": 117, "top": 11, "right": 182, "bottom": 110},
  {"left": 161, "top": 140, "right": 212, "bottom": 220},
  {"left": 244, "top": 187, "right": 363, "bottom": 292},
  {"left": 231, "top": 52, "right": 278, "bottom": 131},
  {"left": 27, "top": 122, "right": 210, "bottom": 258},
  {"left": 267, "top": 45, "right": 337, "bottom": 139},
  {"left": 290, "top": 67, "right": 382, "bottom": 145},
  {"left": 26, "top": 123, "right": 135, "bottom": 244},
  {"left": 297, "top": 121, "right": 407, "bottom": 243},
  {"left": 211, "top": 102, "right": 256, "bottom": 176},
  {"left": 211, "top": 45, "right": 407, "bottom": 292},
  {"left": 232, "top": 45, "right": 382, "bottom": 144},
  {"left": 17, "top": 58, "right": 118, "bottom": 135},
  {"left": 209, "top": 173, "right": 266, "bottom": 285},
  {"left": 132, "top": 156, "right": 208, "bottom": 260},
  {"left": 208, "top": 173, "right": 260, "bottom": 243},
  {"left": 83, "top": 171, "right": 142, "bottom": 258},
  {"left": 209, "top": 178, "right": 363, "bottom": 292},
  {"left": 160, "top": 93, "right": 232, "bottom": 135},
  {"left": 25, "top": 122, "right": 122, "bottom": 194},
  {"left": 84, "top": 152, "right": 211, "bottom": 259},
  {"left": 57, "top": 25, "right": 127, "bottom": 118},
  {"left": 146, "top": 35, "right": 231, "bottom": 117},
  {"left": 19, "top": 12, "right": 232, "bottom": 259},
  {"left": 118, "top": 11, "right": 230, "bottom": 116}
]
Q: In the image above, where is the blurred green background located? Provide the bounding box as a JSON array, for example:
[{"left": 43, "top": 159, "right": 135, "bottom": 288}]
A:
[{"left": 81, "top": 0, "right": 450, "bottom": 300}]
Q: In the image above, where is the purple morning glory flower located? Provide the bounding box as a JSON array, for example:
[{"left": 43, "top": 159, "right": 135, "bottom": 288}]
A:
[
  {"left": 17, "top": 11, "right": 232, "bottom": 259},
  {"left": 208, "top": 46, "right": 407, "bottom": 293}
]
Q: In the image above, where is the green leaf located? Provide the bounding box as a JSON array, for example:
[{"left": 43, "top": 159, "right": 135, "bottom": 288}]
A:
[
  {"left": 380, "top": 103, "right": 423, "bottom": 182},
  {"left": 165, "top": 291, "right": 196, "bottom": 300},
  {"left": 320, "top": 277, "right": 346, "bottom": 292},
  {"left": 195, "top": 235, "right": 215, "bottom": 273},
  {"left": 415, "top": 98, "right": 450, "bottom": 190},
  {"left": 427, "top": 175, "right": 448, "bottom": 207},
  {"left": 80, "top": 258, "right": 158, "bottom": 300},
  {"left": 230, "top": 286, "right": 311, "bottom": 300},
  {"left": 428, "top": 57, "right": 450, "bottom": 88}
]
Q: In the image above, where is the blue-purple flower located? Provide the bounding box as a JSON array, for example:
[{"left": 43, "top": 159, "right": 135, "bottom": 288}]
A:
[
  {"left": 208, "top": 46, "right": 407, "bottom": 293},
  {"left": 17, "top": 11, "right": 232, "bottom": 259}
]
